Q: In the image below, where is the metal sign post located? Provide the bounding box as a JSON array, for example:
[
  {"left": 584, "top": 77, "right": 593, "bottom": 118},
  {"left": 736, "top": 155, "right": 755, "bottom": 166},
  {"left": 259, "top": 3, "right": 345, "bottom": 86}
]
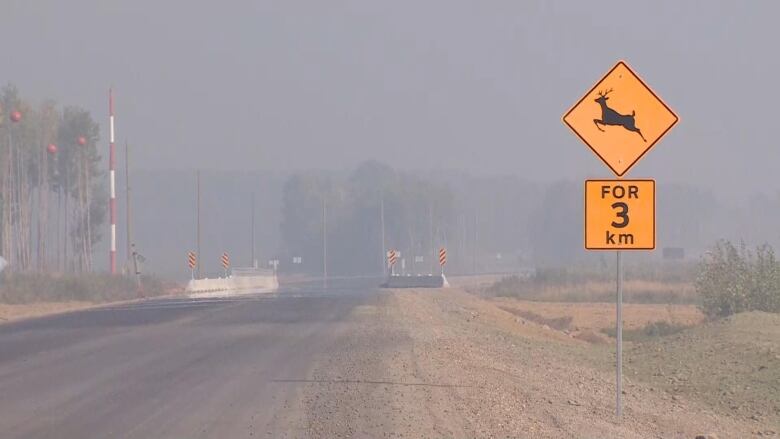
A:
[{"left": 616, "top": 250, "right": 623, "bottom": 418}]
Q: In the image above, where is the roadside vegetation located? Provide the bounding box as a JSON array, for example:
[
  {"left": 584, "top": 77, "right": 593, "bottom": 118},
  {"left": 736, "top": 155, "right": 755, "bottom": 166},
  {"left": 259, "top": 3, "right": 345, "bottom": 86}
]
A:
[
  {"left": 0, "top": 272, "right": 171, "bottom": 304},
  {"left": 0, "top": 84, "right": 105, "bottom": 274},
  {"left": 696, "top": 240, "right": 780, "bottom": 317},
  {"left": 484, "top": 263, "right": 696, "bottom": 304},
  {"left": 478, "top": 248, "right": 779, "bottom": 429},
  {"left": 485, "top": 239, "right": 780, "bottom": 318}
]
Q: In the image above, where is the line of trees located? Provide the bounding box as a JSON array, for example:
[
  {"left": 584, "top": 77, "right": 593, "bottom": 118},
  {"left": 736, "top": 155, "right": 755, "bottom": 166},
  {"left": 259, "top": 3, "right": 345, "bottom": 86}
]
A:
[
  {"left": 279, "top": 161, "right": 457, "bottom": 275},
  {"left": 276, "top": 162, "right": 737, "bottom": 277},
  {"left": 0, "top": 84, "right": 105, "bottom": 273}
]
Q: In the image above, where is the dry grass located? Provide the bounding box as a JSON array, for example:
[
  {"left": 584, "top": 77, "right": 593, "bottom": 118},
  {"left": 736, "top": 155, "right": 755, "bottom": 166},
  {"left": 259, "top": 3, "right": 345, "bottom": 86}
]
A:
[
  {"left": 493, "top": 298, "right": 704, "bottom": 333},
  {"left": 0, "top": 272, "right": 177, "bottom": 304},
  {"left": 488, "top": 276, "right": 696, "bottom": 304},
  {"left": 0, "top": 301, "right": 97, "bottom": 322}
]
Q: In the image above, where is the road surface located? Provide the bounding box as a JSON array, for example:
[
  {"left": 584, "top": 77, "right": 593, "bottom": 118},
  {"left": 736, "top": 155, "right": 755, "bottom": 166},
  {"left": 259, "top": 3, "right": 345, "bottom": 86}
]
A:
[
  {"left": 0, "top": 281, "right": 762, "bottom": 438},
  {"left": 0, "top": 281, "right": 377, "bottom": 439}
]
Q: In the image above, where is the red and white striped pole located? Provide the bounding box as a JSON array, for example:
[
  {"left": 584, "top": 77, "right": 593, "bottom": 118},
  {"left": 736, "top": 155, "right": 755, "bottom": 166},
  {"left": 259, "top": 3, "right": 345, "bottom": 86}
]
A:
[{"left": 109, "top": 89, "right": 117, "bottom": 274}]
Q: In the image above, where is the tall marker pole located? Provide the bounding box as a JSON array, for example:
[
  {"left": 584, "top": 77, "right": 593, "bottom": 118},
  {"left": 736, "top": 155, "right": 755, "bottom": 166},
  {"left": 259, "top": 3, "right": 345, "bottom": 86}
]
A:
[{"left": 109, "top": 89, "right": 117, "bottom": 274}]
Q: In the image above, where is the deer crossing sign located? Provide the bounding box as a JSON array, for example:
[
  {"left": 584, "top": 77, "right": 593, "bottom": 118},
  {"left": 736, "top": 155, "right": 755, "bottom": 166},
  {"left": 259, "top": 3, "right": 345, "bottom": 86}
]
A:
[
  {"left": 563, "top": 60, "right": 678, "bottom": 177},
  {"left": 584, "top": 180, "right": 655, "bottom": 250},
  {"left": 564, "top": 61, "right": 675, "bottom": 419}
]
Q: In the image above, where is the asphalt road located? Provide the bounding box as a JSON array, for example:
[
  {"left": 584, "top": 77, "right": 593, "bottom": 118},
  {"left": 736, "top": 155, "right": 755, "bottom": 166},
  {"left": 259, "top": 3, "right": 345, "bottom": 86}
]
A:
[{"left": 0, "top": 280, "right": 380, "bottom": 438}]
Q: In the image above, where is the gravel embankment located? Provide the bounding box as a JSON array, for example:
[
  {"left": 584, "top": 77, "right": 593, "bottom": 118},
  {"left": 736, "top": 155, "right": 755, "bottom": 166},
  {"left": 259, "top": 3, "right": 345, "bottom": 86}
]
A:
[{"left": 301, "top": 288, "right": 761, "bottom": 438}]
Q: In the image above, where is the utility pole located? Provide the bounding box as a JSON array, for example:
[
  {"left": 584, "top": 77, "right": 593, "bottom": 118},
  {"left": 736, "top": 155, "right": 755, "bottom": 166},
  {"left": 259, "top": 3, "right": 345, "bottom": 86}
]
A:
[
  {"left": 380, "top": 194, "right": 386, "bottom": 276},
  {"left": 196, "top": 170, "right": 201, "bottom": 278},
  {"left": 429, "top": 205, "right": 434, "bottom": 275},
  {"left": 251, "top": 192, "right": 256, "bottom": 268},
  {"left": 473, "top": 209, "right": 478, "bottom": 275},
  {"left": 322, "top": 196, "right": 327, "bottom": 290},
  {"left": 84, "top": 137, "right": 93, "bottom": 272},
  {"left": 64, "top": 148, "right": 69, "bottom": 272}
]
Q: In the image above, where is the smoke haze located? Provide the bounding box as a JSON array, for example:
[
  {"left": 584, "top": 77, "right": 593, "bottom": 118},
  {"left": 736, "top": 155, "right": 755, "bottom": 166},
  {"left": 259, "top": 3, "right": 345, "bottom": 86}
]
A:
[{"left": 3, "top": 1, "right": 780, "bottom": 276}]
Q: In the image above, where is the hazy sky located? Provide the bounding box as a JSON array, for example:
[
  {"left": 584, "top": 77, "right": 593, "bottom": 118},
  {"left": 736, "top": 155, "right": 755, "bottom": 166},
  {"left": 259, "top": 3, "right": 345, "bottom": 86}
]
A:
[{"left": 2, "top": 1, "right": 779, "bottom": 199}]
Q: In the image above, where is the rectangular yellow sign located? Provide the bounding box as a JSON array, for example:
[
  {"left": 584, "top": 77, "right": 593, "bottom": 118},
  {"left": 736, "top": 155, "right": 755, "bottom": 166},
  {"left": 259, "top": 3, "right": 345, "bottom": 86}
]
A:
[{"left": 585, "top": 179, "right": 655, "bottom": 250}]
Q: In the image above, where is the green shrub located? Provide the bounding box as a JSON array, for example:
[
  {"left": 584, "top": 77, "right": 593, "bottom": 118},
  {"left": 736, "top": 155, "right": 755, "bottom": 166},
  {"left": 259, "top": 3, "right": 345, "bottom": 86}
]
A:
[{"left": 696, "top": 240, "right": 780, "bottom": 317}]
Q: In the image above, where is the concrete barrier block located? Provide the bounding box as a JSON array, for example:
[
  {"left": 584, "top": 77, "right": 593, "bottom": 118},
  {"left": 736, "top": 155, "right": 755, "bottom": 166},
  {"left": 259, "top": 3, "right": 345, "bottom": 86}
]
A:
[{"left": 381, "top": 274, "right": 449, "bottom": 289}]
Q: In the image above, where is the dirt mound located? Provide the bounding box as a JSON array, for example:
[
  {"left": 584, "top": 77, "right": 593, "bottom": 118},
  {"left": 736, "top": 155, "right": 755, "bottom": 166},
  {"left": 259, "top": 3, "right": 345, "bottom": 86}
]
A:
[
  {"left": 368, "top": 288, "right": 759, "bottom": 437},
  {"left": 625, "top": 311, "right": 780, "bottom": 428}
]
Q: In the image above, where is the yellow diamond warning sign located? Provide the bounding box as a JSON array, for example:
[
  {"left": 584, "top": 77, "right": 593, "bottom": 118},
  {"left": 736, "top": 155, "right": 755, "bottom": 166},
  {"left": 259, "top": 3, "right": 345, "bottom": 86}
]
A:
[
  {"left": 563, "top": 61, "right": 678, "bottom": 177},
  {"left": 585, "top": 180, "right": 655, "bottom": 250}
]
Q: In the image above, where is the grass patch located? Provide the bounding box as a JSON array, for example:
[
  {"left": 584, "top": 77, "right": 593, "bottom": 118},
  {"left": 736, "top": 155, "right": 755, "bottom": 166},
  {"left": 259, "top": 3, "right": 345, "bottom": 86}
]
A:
[
  {"left": 486, "top": 275, "right": 696, "bottom": 304},
  {"left": 0, "top": 272, "right": 173, "bottom": 304},
  {"left": 601, "top": 320, "right": 690, "bottom": 342}
]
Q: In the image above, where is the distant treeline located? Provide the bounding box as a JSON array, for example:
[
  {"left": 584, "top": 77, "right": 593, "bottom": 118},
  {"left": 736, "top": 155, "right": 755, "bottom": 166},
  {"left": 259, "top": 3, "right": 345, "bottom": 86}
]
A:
[
  {"left": 73, "top": 165, "right": 780, "bottom": 280},
  {"left": 273, "top": 161, "right": 744, "bottom": 276},
  {"left": 279, "top": 161, "right": 457, "bottom": 275}
]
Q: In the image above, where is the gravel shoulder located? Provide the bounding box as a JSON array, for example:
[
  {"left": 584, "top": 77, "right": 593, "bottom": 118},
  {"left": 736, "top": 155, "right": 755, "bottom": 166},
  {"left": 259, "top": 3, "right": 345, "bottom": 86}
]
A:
[
  {"left": 302, "top": 288, "right": 764, "bottom": 438},
  {"left": 0, "top": 301, "right": 99, "bottom": 322}
]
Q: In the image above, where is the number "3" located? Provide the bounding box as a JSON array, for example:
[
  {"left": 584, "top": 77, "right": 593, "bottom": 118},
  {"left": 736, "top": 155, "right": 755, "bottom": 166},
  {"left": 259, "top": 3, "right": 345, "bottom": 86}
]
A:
[{"left": 611, "top": 202, "right": 629, "bottom": 228}]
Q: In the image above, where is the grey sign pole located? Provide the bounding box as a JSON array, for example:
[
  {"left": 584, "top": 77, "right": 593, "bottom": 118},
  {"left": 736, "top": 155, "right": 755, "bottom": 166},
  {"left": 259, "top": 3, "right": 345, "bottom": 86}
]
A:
[{"left": 616, "top": 250, "right": 623, "bottom": 419}]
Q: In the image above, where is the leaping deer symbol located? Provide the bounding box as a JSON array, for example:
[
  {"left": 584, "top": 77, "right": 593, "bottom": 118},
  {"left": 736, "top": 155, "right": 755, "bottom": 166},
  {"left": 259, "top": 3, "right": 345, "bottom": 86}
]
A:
[{"left": 593, "top": 89, "right": 646, "bottom": 142}]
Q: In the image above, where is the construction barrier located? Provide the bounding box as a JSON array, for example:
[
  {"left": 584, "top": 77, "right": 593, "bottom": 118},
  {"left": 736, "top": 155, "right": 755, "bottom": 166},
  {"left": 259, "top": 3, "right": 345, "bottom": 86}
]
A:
[{"left": 381, "top": 274, "right": 449, "bottom": 289}]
